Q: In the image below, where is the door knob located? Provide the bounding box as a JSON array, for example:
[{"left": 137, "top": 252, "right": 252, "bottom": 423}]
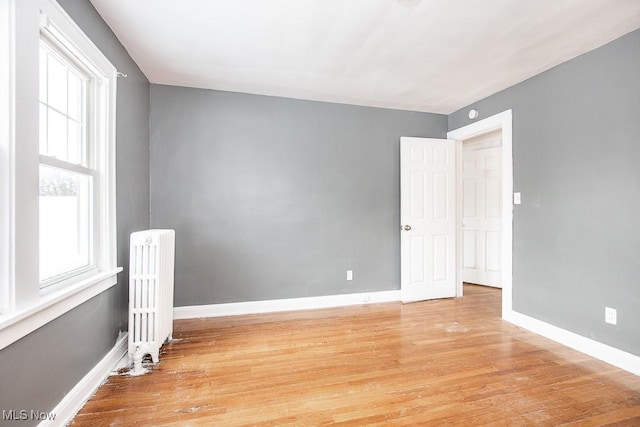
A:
[{"left": 403, "top": 225, "right": 412, "bottom": 231}]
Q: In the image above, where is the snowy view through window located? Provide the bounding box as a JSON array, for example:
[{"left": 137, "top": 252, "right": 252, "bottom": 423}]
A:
[{"left": 39, "top": 166, "right": 92, "bottom": 282}]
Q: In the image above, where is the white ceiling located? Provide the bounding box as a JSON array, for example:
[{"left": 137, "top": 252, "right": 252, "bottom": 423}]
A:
[{"left": 90, "top": 0, "right": 640, "bottom": 114}]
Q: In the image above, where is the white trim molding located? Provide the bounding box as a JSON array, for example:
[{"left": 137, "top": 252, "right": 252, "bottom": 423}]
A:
[
  {"left": 174, "top": 290, "right": 401, "bottom": 320},
  {"left": 0, "top": 0, "right": 14, "bottom": 316},
  {"left": 40, "top": 332, "right": 128, "bottom": 427},
  {"left": 0, "top": 268, "right": 121, "bottom": 350},
  {"left": 505, "top": 310, "right": 640, "bottom": 376},
  {"left": 447, "top": 110, "right": 514, "bottom": 319}
]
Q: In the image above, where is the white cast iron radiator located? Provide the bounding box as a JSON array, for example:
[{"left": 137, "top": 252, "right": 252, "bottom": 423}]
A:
[{"left": 128, "top": 229, "right": 175, "bottom": 365}]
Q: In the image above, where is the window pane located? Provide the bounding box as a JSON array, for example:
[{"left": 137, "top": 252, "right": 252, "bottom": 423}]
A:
[
  {"left": 67, "top": 119, "right": 82, "bottom": 165},
  {"left": 67, "top": 72, "right": 84, "bottom": 122},
  {"left": 40, "top": 42, "right": 88, "bottom": 165},
  {"left": 39, "top": 165, "right": 93, "bottom": 284},
  {"left": 39, "top": 45, "right": 47, "bottom": 103},
  {"left": 47, "top": 107, "right": 67, "bottom": 159},
  {"left": 39, "top": 104, "right": 48, "bottom": 154},
  {"left": 47, "top": 52, "right": 68, "bottom": 114}
]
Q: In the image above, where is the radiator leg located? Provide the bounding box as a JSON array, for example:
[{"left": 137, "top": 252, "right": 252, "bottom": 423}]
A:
[
  {"left": 150, "top": 349, "right": 159, "bottom": 364},
  {"left": 130, "top": 346, "right": 147, "bottom": 376}
]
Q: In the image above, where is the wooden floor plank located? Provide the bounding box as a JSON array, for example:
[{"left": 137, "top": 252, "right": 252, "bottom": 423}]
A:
[{"left": 73, "top": 285, "right": 640, "bottom": 426}]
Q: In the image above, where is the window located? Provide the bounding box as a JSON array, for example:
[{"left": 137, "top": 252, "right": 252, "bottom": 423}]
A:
[
  {"left": 0, "top": 0, "right": 121, "bottom": 349},
  {"left": 39, "top": 37, "right": 96, "bottom": 288}
]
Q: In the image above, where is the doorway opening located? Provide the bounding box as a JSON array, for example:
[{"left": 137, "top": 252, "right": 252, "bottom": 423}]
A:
[
  {"left": 460, "top": 129, "right": 502, "bottom": 288},
  {"left": 448, "top": 110, "right": 513, "bottom": 318}
]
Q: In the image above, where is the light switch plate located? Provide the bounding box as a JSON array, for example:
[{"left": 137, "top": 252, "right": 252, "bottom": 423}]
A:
[{"left": 514, "top": 192, "right": 521, "bottom": 205}]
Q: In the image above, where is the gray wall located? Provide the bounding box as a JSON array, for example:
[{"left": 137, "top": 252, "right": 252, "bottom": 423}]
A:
[
  {"left": 0, "top": 0, "right": 149, "bottom": 423},
  {"left": 449, "top": 29, "right": 640, "bottom": 356},
  {"left": 150, "top": 86, "right": 447, "bottom": 306}
]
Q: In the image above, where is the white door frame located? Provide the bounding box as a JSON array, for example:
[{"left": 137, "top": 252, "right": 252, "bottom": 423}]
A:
[{"left": 447, "top": 110, "right": 513, "bottom": 318}]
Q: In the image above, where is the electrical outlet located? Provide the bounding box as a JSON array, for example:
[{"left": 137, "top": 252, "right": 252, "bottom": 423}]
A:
[
  {"left": 346, "top": 270, "right": 353, "bottom": 281},
  {"left": 605, "top": 307, "right": 617, "bottom": 325}
]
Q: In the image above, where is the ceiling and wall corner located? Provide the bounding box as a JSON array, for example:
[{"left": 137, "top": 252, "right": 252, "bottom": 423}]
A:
[{"left": 89, "top": 0, "right": 640, "bottom": 114}]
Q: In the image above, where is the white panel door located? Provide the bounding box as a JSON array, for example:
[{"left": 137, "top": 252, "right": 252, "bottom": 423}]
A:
[
  {"left": 462, "top": 145, "right": 502, "bottom": 287},
  {"left": 400, "top": 137, "right": 456, "bottom": 303}
]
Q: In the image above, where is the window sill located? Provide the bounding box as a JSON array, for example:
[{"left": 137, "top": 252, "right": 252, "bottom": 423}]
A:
[{"left": 0, "top": 267, "right": 123, "bottom": 350}]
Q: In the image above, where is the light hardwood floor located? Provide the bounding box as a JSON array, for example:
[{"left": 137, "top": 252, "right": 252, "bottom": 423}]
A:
[{"left": 73, "top": 285, "right": 640, "bottom": 426}]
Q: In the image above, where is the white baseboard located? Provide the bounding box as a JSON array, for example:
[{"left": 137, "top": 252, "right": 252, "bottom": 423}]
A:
[
  {"left": 41, "top": 332, "right": 128, "bottom": 427},
  {"left": 504, "top": 310, "right": 640, "bottom": 376},
  {"left": 174, "top": 290, "right": 401, "bottom": 320}
]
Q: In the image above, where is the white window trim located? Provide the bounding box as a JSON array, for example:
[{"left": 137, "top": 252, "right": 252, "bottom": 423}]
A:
[
  {"left": 0, "top": 0, "right": 121, "bottom": 351},
  {"left": 0, "top": 0, "right": 14, "bottom": 317},
  {"left": 0, "top": 271, "right": 120, "bottom": 349}
]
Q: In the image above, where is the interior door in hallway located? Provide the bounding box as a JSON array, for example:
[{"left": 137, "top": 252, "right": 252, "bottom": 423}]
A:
[{"left": 462, "top": 136, "right": 502, "bottom": 288}]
